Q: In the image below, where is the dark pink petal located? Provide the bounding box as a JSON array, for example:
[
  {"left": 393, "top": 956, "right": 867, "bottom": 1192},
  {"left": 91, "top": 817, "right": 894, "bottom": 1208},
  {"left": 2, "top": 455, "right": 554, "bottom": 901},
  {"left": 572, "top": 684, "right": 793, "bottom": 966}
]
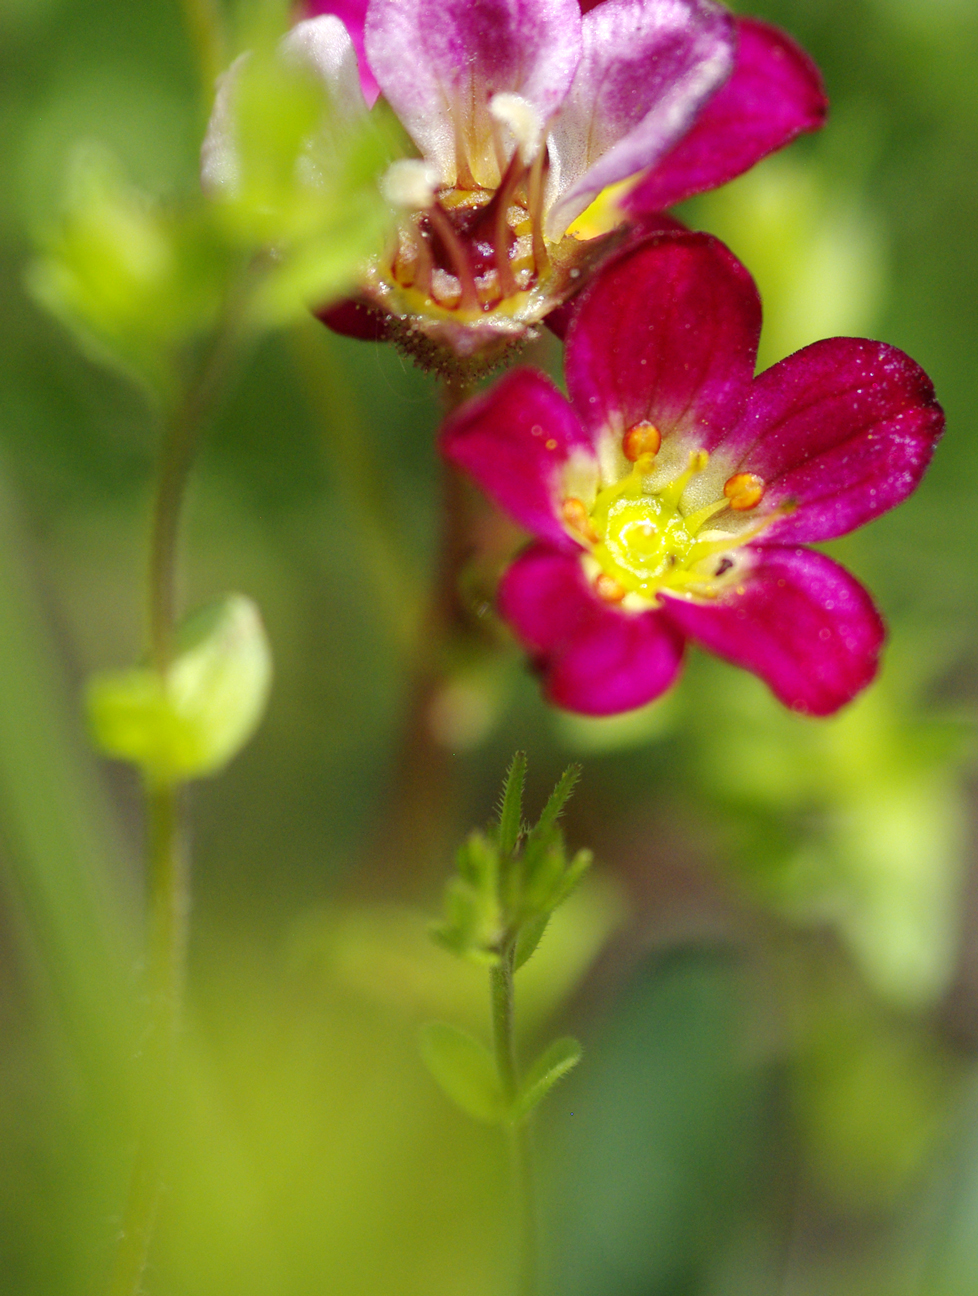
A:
[
  {"left": 725, "top": 337, "right": 945, "bottom": 544},
  {"left": 661, "top": 547, "right": 884, "bottom": 715},
  {"left": 302, "top": 0, "right": 379, "bottom": 103},
  {"left": 625, "top": 18, "right": 827, "bottom": 215},
  {"left": 315, "top": 297, "right": 391, "bottom": 340},
  {"left": 548, "top": 0, "right": 734, "bottom": 234},
  {"left": 543, "top": 214, "right": 688, "bottom": 340},
  {"left": 442, "top": 370, "right": 593, "bottom": 551},
  {"left": 500, "top": 545, "right": 685, "bottom": 714},
  {"left": 365, "top": 0, "right": 582, "bottom": 184},
  {"left": 565, "top": 230, "right": 760, "bottom": 446}
]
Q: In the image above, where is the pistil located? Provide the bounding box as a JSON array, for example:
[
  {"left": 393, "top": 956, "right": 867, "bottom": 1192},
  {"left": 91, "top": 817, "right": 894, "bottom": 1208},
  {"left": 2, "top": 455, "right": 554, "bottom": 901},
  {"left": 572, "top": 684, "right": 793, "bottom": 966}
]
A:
[{"left": 566, "top": 446, "right": 779, "bottom": 606}]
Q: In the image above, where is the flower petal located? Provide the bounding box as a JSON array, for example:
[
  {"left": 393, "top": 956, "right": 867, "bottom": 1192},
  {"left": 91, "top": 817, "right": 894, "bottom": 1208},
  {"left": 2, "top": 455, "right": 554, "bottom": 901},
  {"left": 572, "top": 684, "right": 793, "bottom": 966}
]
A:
[
  {"left": 565, "top": 230, "right": 760, "bottom": 453},
  {"left": 282, "top": 15, "right": 370, "bottom": 119},
  {"left": 625, "top": 17, "right": 827, "bottom": 215},
  {"left": 546, "top": 0, "right": 734, "bottom": 236},
  {"left": 365, "top": 0, "right": 582, "bottom": 187},
  {"left": 201, "top": 18, "right": 367, "bottom": 195},
  {"left": 500, "top": 545, "right": 685, "bottom": 714},
  {"left": 661, "top": 546, "right": 884, "bottom": 715},
  {"left": 725, "top": 337, "right": 945, "bottom": 543},
  {"left": 442, "top": 370, "right": 594, "bottom": 551},
  {"left": 301, "top": 1, "right": 379, "bottom": 103}
]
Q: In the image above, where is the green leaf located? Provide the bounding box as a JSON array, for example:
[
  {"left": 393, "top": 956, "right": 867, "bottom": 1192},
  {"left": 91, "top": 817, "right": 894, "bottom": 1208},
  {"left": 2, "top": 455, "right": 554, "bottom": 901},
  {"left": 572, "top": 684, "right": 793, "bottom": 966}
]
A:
[
  {"left": 496, "top": 750, "right": 526, "bottom": 856},
  {"left": 87, "top": 593, "right": 272, "bottom": 784},
  {"left": 514, "top": 913, "right": 550, "bottom": 971},
  {"left": 511, "top": 1037, "right": 582, "bottom": 1123},
  {"left": 418, "top": 1022, "right": 504, "bottom": 1124}
]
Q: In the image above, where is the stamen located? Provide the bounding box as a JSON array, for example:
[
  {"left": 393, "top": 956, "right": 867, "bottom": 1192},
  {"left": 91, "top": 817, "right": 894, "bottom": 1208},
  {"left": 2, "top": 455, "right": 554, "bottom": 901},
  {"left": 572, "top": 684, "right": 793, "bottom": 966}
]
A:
[
  {"left": 489, "top": 93, "right": 543, "bottom": 166},
  {"left": 393, "top": 218, "right": 435, "bottom": 295},
  {"left": 622, "top": 422, "right": 661, "bottom": 461},
  {"left": 380, "top": 159, "right": 439, "bottom": 211},
  {"left": 562, "top": 497, "right": 599, "bottom": 544},
  {"left": 661, "top": 449, "right": 709, "bottom": 508},
  {"left": 427, "top": 204, "right": 481, "bottom": 312},
  {"left": 491, "top": 152, "right": 524, "bottom": 299},
  {"left": 527, "top": 144, "right": 549, "bottom": 278},
  {"left": 724, "top": 472, "right": 765, "bottom": 511},
  {"left": 687, "top": 500, "right": 791, "bottom": 564},
  {"left": 683, "top": 496, "right": 728, "bottom": 535},
  {"left": 594, "top": 573, "right": 627, "bottom": 603}
]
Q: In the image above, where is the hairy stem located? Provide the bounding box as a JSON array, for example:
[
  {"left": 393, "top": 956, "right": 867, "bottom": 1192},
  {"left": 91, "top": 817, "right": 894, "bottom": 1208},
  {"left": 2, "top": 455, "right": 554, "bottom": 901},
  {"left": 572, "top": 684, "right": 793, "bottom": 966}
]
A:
[
  {"left": 108, "top": 282, "right": 250, "bottom": 1296},
  {"left": 491, "top": 946, "right": 538, "bottom": 1296},
  {"left": 367, "top": 378, "right": 477, "bottom": 893},
  {"left": 107, "top": 786, "right": 189, "bottom": 1296}
]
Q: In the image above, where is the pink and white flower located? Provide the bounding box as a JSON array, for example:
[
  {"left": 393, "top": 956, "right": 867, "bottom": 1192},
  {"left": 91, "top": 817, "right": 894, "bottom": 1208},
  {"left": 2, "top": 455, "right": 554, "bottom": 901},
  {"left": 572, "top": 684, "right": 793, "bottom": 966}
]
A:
[{"left": 289, "top": 0, "right": 826, "bottom": 365}]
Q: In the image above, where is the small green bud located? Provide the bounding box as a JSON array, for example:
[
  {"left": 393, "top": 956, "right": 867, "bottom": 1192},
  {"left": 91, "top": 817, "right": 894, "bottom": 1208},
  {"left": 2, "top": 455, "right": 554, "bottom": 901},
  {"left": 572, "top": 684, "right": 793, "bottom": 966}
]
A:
[
  {"left": 433, "top": 755, "right": 593, "bottom": 969},
  {"left": 27, "top": 144, "right": 225, "bottom": 391},
  {"left": 202, "top": 40, "right": 400, "bottom": 328},
  {"left": 87, "top": 594, "right": 272, "bottom": 784},
  {"left": 429, "top": 831, "right": 504, "bottom": 963}
]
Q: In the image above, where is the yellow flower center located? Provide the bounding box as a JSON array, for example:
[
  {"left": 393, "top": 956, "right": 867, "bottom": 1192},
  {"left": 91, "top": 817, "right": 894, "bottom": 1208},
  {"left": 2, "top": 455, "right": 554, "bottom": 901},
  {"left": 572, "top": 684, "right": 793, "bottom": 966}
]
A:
[{"left": 563, "top": 430, "right": 777, "bottom": 606}]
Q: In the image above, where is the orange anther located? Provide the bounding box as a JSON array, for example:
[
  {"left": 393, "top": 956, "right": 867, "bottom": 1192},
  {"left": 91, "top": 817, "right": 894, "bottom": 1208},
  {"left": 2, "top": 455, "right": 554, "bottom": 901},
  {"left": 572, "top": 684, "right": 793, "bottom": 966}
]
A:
[
  {"left": 594, "top": 573, "right": 627, "bottom": 603},
  {"left": 622, "top": 421, "right": 662, "bottom": 462},
  {"left": 561, "top": 497, "right": 599, "bottom": 543},
  {"left": 723, "top": 472, "right": 765, "bottom": 511}
]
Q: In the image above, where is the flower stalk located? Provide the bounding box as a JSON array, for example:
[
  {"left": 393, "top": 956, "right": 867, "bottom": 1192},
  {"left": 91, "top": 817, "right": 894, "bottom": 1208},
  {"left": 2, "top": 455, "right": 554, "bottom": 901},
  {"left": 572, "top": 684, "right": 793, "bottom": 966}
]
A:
[
  {"left": 106, "top": 273, "right": 255, "bottom": 1296},
  {"left": 366, "top": 377, "right": 479, "bottom": 893},
  {"left": 491, "top": 945, "right": 539, "bottom": 1296},
  {"left": 422, "top": 755, "right": 590, "bottom": 1295}
]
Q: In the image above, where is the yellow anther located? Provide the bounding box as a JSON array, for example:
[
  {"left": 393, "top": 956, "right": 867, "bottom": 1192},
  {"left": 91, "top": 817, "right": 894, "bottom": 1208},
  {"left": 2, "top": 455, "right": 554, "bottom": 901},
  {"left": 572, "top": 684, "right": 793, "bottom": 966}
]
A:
[
  {"left": 562, "top": 497, "right": 599, "bottom": 543},
  {"left": 594, "top": 573, "right": 627, "bottom": 603},
  {"left": 622, "top": 421, "right": 662, "bottom": 462},
  {"left": 724, "top": 472, "right": 765, "bottom": 511}
]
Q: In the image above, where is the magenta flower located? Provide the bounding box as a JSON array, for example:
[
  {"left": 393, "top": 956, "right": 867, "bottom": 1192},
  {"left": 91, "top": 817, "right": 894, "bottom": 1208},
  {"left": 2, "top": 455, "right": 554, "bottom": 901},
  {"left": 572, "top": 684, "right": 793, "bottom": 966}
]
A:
[
  {"left": 442, "top": 231, "right": 944, "bottom": 716},
  {"left": 292, "top": 0, "right": 825, "bottom": 366}
]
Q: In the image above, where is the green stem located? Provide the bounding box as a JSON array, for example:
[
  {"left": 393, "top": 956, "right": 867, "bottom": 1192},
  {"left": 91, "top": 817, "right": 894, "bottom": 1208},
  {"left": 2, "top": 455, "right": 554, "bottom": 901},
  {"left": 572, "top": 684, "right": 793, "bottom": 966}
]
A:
[
  {"left": 108, "top": 280, "right": 251, "bottom": 1296},
  {"left": 491, "top": 946, "right": 538, "bottom": 1296},
  {"left": 107, "top": 785, "right": 188, "bottom": 1296},
  {"left": 179, "top": 0, "right": 227, "bottom": 102}
]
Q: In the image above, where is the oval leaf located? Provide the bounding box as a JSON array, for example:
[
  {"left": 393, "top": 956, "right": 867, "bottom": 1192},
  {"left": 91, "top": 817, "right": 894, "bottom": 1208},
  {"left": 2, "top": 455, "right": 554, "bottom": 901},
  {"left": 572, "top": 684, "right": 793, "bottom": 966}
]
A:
[
  {"left": 418, "top": 1021, "right": 504, "bottom": 1125},
  {"left": 511, "top": 1036, "right": 582, "bottom": 1123}
]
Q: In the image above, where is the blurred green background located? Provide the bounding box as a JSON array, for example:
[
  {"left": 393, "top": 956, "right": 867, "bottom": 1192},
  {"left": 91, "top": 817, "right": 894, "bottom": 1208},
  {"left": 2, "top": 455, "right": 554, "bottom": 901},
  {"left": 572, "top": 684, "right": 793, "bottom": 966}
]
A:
[{"left": 2, "top": 1, "right": 978, "bottom": 1293}]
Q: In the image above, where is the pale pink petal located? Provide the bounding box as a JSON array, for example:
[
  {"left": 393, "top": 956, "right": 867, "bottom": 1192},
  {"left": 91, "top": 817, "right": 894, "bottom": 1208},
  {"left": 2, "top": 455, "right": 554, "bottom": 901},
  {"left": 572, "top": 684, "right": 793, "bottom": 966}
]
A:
[{"left": 547, "top": 0, "right": 734, "bottom": 235}]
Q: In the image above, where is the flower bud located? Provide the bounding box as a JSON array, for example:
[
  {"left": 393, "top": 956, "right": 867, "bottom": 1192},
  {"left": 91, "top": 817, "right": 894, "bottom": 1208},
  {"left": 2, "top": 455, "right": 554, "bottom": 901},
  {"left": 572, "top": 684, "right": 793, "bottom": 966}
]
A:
[{"left": 87, "top": 594, "right": 272, "bottom": 784}]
